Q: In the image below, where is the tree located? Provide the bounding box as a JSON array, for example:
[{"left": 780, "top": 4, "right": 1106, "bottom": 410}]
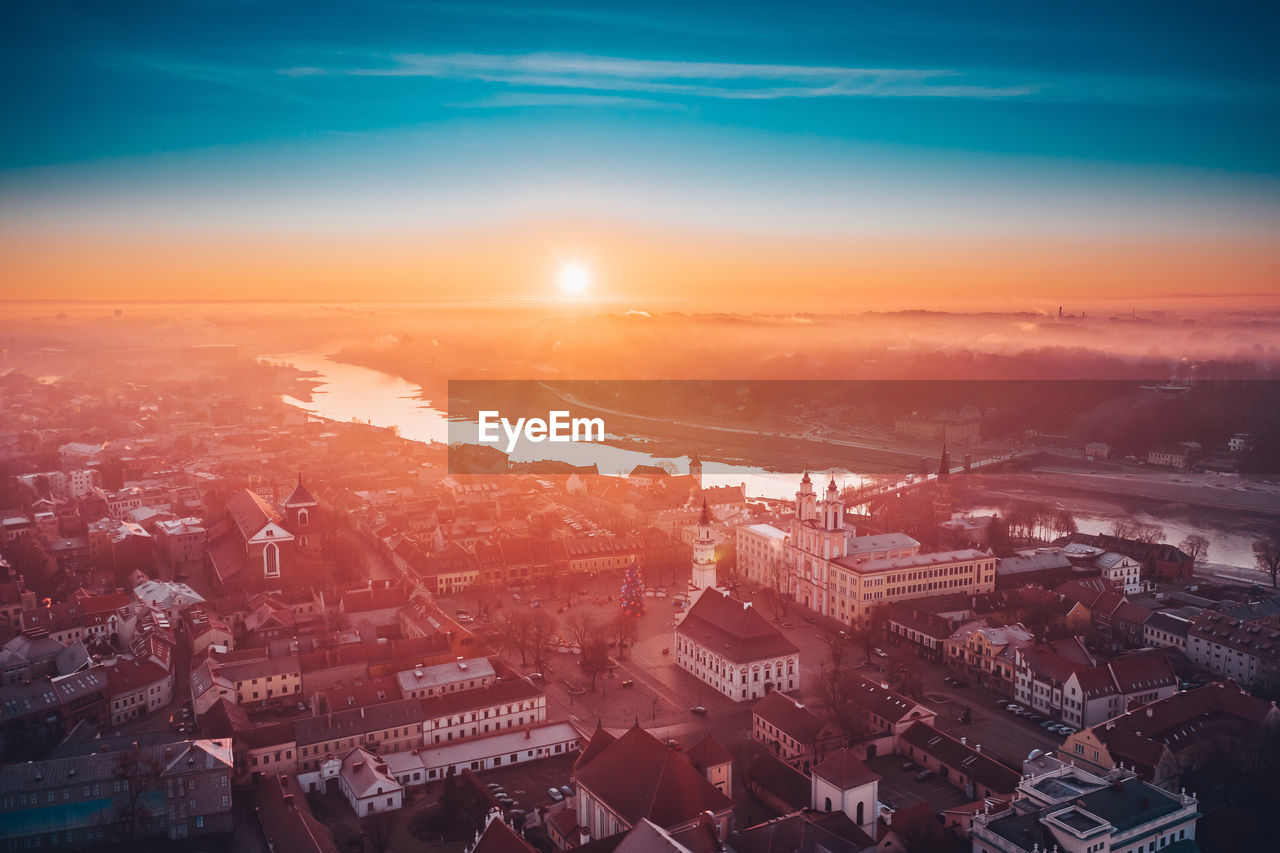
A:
[
  {"left": 608, "top": 614, "right": 639, "bottom": 661},
  {"left": 1180, "top": 534, "right": 1210, "bottom": 564},
  {"left": 499, "top": 610, "right": 533, "bottom": 666},
  {"left": 619, "top": 560, "right": 645, "bottom": 616},
  {"left": 363, "top": 810, "right": 395, "bottom": 853},
  {"left": 104, "top": 749, "right": 164, "bottom": 843},
  {"left": 1254, "top": 530, "right": 1280, "bottom": 588},
  {"left": 1134, "top": 523, "right": 1166, "bottom": 544},
  {"left": 564, "top": 611, "right": 598, "bottom": 651},
  {"left": 580, "top": 627, "right": 611, "bottom": 691},
  {"left": 1110, "top": 518, "right": 1141, "bottom": 540},
  {"left": 469, "top": 580, "right": 500, "bottom": 618},
  {"left": 528, "top": 610, "right": 559, "bottom": 674}
]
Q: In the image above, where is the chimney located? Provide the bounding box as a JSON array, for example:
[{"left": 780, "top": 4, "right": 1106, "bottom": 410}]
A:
[
  {"left": 975, "top": 744, "right": 982, "bottom": 753},
  {"left": 960, "top": 737, "right": 967, "bottom": 746},
  {"left": 579, "top": 829, "right": 591, "bottom": 846}
]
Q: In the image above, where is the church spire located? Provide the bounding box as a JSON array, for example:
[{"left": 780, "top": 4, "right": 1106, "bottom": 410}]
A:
[{"left": 699, "top": 498, "right": 710, "bottom": 526}]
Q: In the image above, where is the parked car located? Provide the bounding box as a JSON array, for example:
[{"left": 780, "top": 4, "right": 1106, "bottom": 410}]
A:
[
  {"left": 900, "top": 761, "right": 920, "bottom": 772},
  {"left": 1059, "top": 726, "right": 1078, "bottom": 735},
  {"left": 1039, "top": 720, "right": 1058, "bottom": 729},
  {"left": 487, "top": 784, "right": 503, "bottom": 791},
  {"left": 666, "top": 740, "right": 682, "bottom": 751},
  {"left": 873, "top": 648, "right": 889, "bottom": 658},
  {"left": 621, "top": 680, "right": 635, "bottom": 689},
  {"left": 559, "top": 786, "right": 573, "bottom": 799},
  {"left": 690, "top": 705, "right": 708, "bottom": 716},
  {"left": 529, "top": 672, "right": 545, "bottom": 681},
  {"left": 548, "top": 787, "right": 565, "bottom": 802},
  {"left": 914, "top": 770, "right": 936, "bottom": 782},
  {"left": 1029, "top": 715, "right": 1045, "bottom": 724}
]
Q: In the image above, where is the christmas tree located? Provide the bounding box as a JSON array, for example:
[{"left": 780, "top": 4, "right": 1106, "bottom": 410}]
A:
[{"left": 619, "top": 560, "right": 645, "bottom": 616}]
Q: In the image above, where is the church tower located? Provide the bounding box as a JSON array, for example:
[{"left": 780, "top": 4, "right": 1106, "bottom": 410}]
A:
[
  {"left": 795, "top": 471, "right": 818, "bottom": 522},
  {"left": 933, "top": 445, "right": 952, "bottom": 524},
  {"left": 690, "top": 500, "right": 718, "bottom": 593},
  {"left": 689, "top": 454, "right": 703, "bottom": 491},
  {"left": 283, "top": 473, "right": 319, "bottom": 549}
]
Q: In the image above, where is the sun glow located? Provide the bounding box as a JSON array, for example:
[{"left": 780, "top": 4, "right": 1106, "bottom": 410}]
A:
[{"left": 559, "top": 263, "right": 591, "bottom": 298}]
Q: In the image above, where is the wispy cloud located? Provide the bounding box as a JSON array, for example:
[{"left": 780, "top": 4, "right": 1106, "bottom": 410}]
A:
[
  {"left": 456, "top": 92, "right": 688, "bottom": 110},
  {"left": 280, "top": 52, "right": 1037, "bottom": 100}
]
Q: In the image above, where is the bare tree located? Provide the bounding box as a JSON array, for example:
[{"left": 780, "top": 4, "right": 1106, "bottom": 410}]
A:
[
  {"left": 608, "top": 614, "right": 639, "bottom": 660},
  {"left": 528, "top": 610, "right": 559, "bottom": 673},
  {"left": 1134, "top": 523, "right": 1166, "bottom": 544},
  {"left": 1110, "top": 518, "right": 1141, "bottom": 539},
  {"left": 499, "top": 610, "right": 533, "bottom": 666},
  {"left": 1254, "top": 531, "right": 1280, "bottom": 588},
  {"left": 564, "top": 610, "right": 598, "bottom": 651},
  {"left": 1179, "top": 534, "right": 1209, "bottom": 564},
  {"left": 580, "top": 626, "right": 611, "bottom": 692},
  {"left": 364, "top": 810, "right": 395, "bottom": 853},
  {"left": 105, "top": 749, "right": 164, "bottom": 843}
]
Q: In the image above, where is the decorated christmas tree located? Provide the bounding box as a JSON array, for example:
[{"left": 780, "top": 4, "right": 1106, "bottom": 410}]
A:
[{"left": 619, "top": 560, "right": 645, "bottom": 616}]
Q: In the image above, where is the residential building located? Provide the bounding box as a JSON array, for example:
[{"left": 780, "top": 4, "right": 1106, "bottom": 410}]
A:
[
  {"left": 751, "top": 690, "right": 842, "bottom": 773},
  {"left": 1186, "top": 607, "right": 1280, "bottom": 692},
  {"left": 945, "top": 622, "right": 1033, "bottom": 695},
  {"left": 0, "top": 739, "right": 234, "bottom": 848},
  {"left": 383, "top": 720, "right": 580, "bottom": 789},
  {"left": 970, "top": 760, "right": 1198, "bottom": 853},
  {"left": 398, "top": 656, "right": 497, "bottom": 699},
  {"left": 737, "top": 523, "right": 788, "bottom": 588},
  {"left": 1060, "top": 680, "right": 1280, "bottom": 788},
  {"left": 842, "top": 672, "right": 936, "bottom": 736},
  {"left": 338, "top": 747, "right": 403, "bottom": 815},
  {"left": 897, "top": 722, "right": 1020, "bottom": 800},
  {"left": 675, "top": 587, "right": 799, "bottom": 702}
]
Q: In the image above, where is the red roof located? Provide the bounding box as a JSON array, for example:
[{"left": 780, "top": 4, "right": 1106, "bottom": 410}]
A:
[
  {"left": 677, "top": 588, "right": 798, "bottom": 663},
  {"left": 574, "top": 724, "right": 734, "bottom": 830},
  {"left": 811, "top": 748, "right": 880, "bottom": 789}
]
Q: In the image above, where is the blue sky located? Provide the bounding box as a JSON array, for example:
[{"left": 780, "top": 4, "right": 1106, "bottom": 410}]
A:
[{"left": 2, "top": 1, "right": 1279, "bottom": 244}]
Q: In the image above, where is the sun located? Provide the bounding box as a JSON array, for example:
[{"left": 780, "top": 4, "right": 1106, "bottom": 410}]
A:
[{"left": 559, "top": 263, "right": 591, "bottom": 298}]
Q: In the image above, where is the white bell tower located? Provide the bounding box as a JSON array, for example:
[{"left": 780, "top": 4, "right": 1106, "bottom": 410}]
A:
[{"left": 690, "top": 499, "right": 718, "bottom": 593}]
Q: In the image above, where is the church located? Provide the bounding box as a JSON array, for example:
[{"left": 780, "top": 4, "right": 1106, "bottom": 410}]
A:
[{"left": 207, "top": 476, "right": 320, "bottom": 594}]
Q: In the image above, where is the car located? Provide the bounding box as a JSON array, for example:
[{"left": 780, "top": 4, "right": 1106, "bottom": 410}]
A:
[
  {"left": 900, "top": 761, "right": 920, "bottom": 772},
  {"left": 873, "top": 648, "right": 889, "bottom": 658},
  {"left": 994, "top": 697, "right": 1009, "bottom": 707},
  {"left": 666, "top": 740, "right": 682, "bottom": 751},
  {"left": 1058, "top": 726, "right": 1078, "bottom": 735},
  {"left": 487, "top": 783, "right": 503, "bottom": 791},
  {"left": 690, "top": 705, "right": 708, "bottom": 716},
  {"left": 548, "top": 787, "right": 565, "bottom": 802},
  {"left": 498, "top": 797, "right": 514, "bottom": 808},
  {"left": 1039, "top": 720, "right": 1058, "bottom": 729},
  {"left": 529, "top": 672, "right": 545, "bottom": 681},
  {"left": 914, "top": 770, "right": 936, "bottom": 782},
  {"left": 620, "top": 680, "right": 635, "bottom": 688},
  {"left": 803, "top": 615, "right": 816, "bottom": 624},
  {"left": 559, "top": 786, "right": 573, "bottom": 799},
  {"left": 1029, "top": 715, "right": 1045, "bottom": 724},
  {"left": 951, "top": 678, "right": 969, "bottom": 688}
]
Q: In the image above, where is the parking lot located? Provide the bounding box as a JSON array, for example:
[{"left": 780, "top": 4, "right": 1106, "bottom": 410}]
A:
[{"left": 865, "top": 754, "right": 971, "bottom": 814}]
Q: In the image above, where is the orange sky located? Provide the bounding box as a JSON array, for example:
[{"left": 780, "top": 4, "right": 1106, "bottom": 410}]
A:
[{"left": 3, "top": 224, "right": 1278, "bottom": 311}]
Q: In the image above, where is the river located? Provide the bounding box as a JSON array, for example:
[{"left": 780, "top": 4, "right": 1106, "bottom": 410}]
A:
[
  {"left": 266, "top": 352, "right": 866, "bottom": 499},
  {"left": 267, "top": 352, "right": 1270, "bottom": 573}
]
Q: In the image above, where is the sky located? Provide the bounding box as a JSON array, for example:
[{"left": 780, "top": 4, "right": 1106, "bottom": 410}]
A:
[{"left": 1, "top": 1, "right": 1278, "bottom": 308}]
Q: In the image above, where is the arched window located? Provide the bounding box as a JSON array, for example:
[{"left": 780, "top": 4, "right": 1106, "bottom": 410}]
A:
[
  {"left": 856, "top": 802, "right": 864, "bottom": 824},
  {"left": 297, "top": 508, "right": 310, "bottom": 526},
  {"left": 263, "top": 542, "right": 280, "bottom": 578}
]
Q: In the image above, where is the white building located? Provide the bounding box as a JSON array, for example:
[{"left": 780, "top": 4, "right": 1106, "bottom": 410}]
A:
[
  {"left": 383, "top": 721, "right": 580, "bottom": 788},
  {"left": 971, "top": 760, "right": 1198, "bottom": 853},
  {"left": 338, "top": 747, "right": 403, "bottom": 815},
  {"left": 1092, "top": 552, "right": 1143, "bottom": 595},
  {"left": 675, "top": 587, "right": 799, "bottom": 702},
  {"left": 397, "top": 656, "right": 498, "bottom": 699},
  {"left": 736, "top": 522, "right": 787, "bottom": 588}
]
